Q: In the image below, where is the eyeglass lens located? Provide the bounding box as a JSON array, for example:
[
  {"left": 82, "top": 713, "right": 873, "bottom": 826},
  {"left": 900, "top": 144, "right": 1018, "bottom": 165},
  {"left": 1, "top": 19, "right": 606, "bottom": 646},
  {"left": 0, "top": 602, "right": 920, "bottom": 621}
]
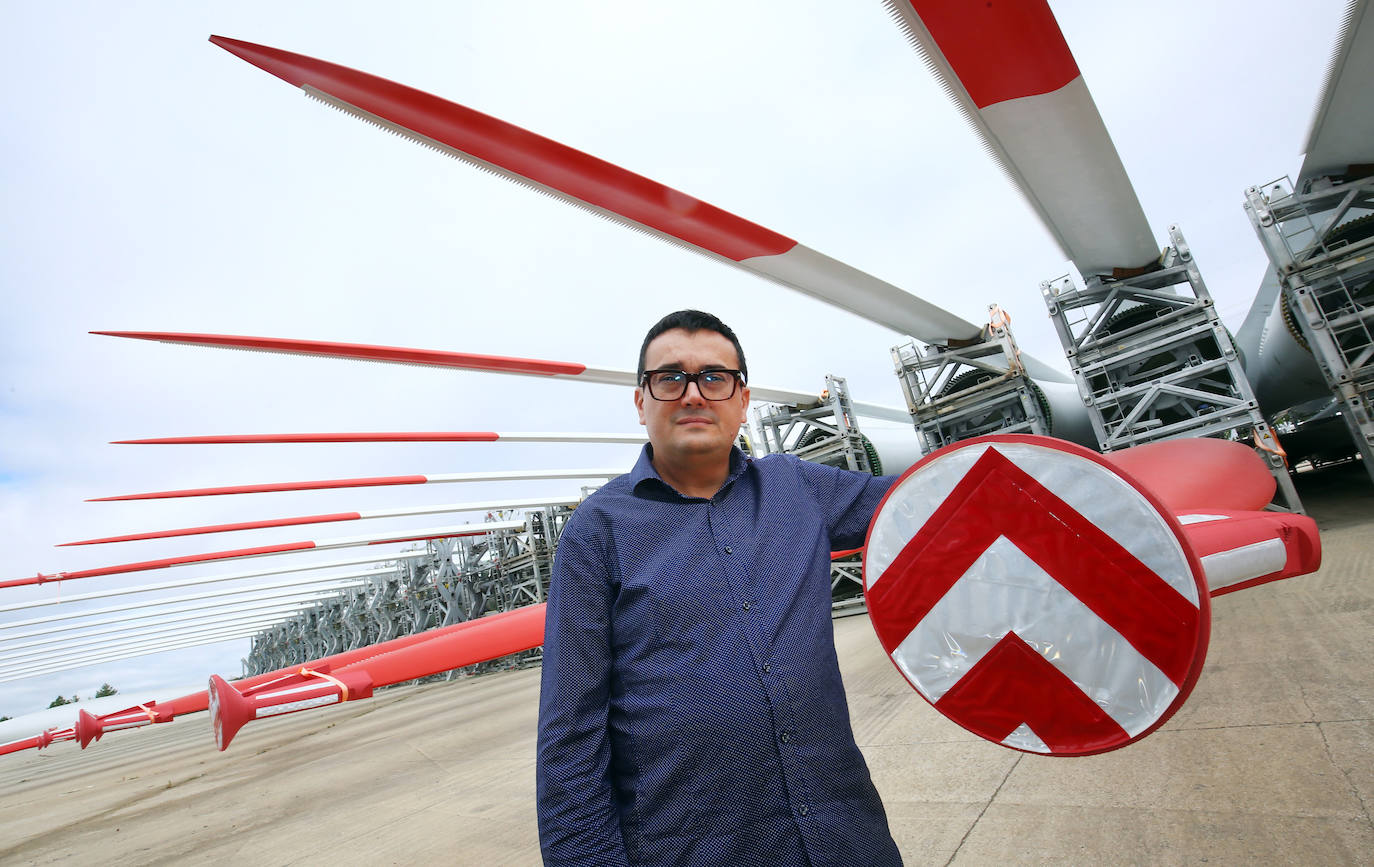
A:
[{"left": 646, "top": 370, "right": 739, "bottom": 400}]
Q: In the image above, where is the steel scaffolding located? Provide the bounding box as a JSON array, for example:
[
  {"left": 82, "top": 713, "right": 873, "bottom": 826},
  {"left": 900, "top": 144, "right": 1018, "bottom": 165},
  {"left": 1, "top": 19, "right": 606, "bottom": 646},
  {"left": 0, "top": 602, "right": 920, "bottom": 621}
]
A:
[
  {"left": 753, "top": 375, "right": 879, "bottom": 474},
  {"left": 892, "top": 306, "right": 1051, "bottom": 454},
  {"left": 1245, "top": 174, "right": 1374, "bottom": 482},
  {"left": 243, "top": 507, "right": 574, "bottom": 677},
  {"left": 1043, "top": 225, "right": 1302, "bottom": 511}
]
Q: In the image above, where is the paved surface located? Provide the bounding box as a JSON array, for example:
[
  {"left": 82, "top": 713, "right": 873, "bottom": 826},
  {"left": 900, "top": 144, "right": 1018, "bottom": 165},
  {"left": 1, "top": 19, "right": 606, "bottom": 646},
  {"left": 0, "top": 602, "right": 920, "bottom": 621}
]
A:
[{"left": 0, "top": 463, "right": 1370, "bottom": 865}]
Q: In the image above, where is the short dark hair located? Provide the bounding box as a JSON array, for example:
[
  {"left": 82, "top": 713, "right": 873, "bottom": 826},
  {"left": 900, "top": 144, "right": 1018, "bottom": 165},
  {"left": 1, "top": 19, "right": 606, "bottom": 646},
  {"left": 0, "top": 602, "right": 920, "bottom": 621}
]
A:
[{"left": 636, "top": 310, "right": 748, "bottom": 382}]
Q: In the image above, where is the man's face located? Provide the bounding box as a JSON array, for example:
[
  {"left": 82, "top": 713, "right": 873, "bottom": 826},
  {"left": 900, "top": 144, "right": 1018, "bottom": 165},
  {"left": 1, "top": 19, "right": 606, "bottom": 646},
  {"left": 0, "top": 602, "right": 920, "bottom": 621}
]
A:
[{"left": 635, "top": 328, "right": 750, "bottom": 463}]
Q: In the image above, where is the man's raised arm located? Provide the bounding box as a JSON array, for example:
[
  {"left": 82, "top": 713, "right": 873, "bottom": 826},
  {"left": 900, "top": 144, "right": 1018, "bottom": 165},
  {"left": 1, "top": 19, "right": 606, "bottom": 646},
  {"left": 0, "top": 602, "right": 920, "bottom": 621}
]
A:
[{"left": 796, "top": 459, "right": 899, "bottom": 552}]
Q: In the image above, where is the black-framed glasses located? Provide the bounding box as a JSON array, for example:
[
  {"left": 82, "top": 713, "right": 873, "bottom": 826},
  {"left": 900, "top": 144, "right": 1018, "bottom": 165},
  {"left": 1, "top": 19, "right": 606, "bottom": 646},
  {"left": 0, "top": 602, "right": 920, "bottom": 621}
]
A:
[{"left": 640, "top": 368, "right": 745, "bottom": 401}]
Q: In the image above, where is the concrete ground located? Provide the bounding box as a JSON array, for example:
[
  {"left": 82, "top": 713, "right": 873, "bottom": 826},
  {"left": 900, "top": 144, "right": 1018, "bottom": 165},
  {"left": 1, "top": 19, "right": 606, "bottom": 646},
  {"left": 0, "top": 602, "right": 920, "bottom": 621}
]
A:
[{"left": 0, "top": 462, "right": 1370, "bottom": 866}]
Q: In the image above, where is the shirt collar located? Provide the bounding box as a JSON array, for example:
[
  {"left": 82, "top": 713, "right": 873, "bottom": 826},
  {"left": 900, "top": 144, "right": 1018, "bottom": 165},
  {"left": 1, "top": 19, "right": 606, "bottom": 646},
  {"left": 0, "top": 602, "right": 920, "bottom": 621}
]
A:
[{"left": 630, "top": 444, "right": 752, "bottom": 500}]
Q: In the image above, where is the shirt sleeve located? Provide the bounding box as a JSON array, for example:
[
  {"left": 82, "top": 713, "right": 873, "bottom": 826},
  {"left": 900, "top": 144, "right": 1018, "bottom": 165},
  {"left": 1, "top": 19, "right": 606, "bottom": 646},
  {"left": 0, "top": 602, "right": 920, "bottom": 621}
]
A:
[
  {"left": 795, "top": 459, "right": 900, "bottom": 551},
  {"left": 536, "top": 510, "right": 631, "bottom": 866}
]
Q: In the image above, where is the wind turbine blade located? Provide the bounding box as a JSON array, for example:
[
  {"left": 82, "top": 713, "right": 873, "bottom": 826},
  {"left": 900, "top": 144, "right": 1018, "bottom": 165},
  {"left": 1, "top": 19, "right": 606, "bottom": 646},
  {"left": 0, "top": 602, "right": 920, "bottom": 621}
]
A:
[
  {"left": 0, "top": 553, "right": 419, "bottom": 615},
  {"left": 0, "top": 610, "right": 304, "bottom": 668},
  {"left": 112, "top": 431, "right": 647, "bottom": 445},
  {"left": 208, "top": 604, "right": 547, "bottom": 749},
  {"left": 95, "top": 331, "right": 918, "bottom": 420},
  {"left": 0, "top": 735, "right": 52, "bottom": 757},
  {"left": 3, "top": 520, "right": 524, "bottom": 589},
  {"left": 207, "top": 36, "right": 1069, "bottom": 377},
  {"left": 1300, "top": 0, "right": 1374, "bottom": 184},
  {"left": 91, "top": 330, "right": 606, "bottom": 378},
  {"left": 89, "top": 467, "right": 624, "bottom": 501},
  {"left": 0, "top": 628, "right": 268, "bottom": 683},
  {"left": 338, "top": 604, "right": 545, "bottom": 687},
  {"left": 1, "top": 578, "right": 377, "bottom": 642},
  {"left": 884, "top": 0, "right": 1158, "bottom": 275},
  {"left": 60, "top": 495, "right": 579, "bottom": 546}
]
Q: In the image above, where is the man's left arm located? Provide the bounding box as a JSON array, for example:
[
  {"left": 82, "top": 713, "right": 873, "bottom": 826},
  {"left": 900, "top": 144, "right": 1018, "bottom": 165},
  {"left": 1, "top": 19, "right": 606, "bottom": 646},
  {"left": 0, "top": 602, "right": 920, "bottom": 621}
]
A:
[{"left": 795, "top": 459, "right": 900, "bottom": 551}]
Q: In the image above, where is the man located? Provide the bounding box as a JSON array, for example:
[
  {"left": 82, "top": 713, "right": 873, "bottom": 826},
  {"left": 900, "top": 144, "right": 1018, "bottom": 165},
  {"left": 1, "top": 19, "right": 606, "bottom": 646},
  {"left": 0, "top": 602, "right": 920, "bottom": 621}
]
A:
[{"left": 537, "top": 310, "right": 902, "bottom": 866}]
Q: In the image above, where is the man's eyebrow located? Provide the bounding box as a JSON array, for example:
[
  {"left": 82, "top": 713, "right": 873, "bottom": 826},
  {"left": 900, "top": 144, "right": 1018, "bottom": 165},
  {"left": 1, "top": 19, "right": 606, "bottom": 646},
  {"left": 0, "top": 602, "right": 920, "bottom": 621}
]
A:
[{"left": 651, "top": 360, "right": 734, "bottom": 371}]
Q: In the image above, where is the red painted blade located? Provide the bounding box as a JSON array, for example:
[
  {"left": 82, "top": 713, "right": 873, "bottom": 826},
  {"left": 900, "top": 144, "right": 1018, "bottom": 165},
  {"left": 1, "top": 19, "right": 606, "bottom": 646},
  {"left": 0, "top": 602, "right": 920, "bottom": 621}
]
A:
[
  {"left": 0, "top": 735, "right": 47, "bottom": 756},
  {"left": 208, "top": 605, "right": 547, "bottom": 749},
  {"left": 111, "top": 432, "right": 644, "bottom": 445},
  {"left": 93, "top": 331, "right": 919, "bottom": 418},
  {"left": 87, "top": 468, "right": 619, "bottom": 501},
  {"left": 1179, "top": 510, "right": 1322, "bottom": 597},
  {"left": 90, "top": 475, "right": 430, "bottom": 501},
  {"left": 887, "top": 0, "right": 1157, "bottom": 274},
  {"left": 59, "top": 513, "right": 362, "bottom": 546},
  {"left": 61, "top": 495, "right": 577, "bottom": 546},
  {"left": 91, "top": 330, "right": 589, "bottom": 377},
  {"left": 207, "top": 35, "right": 1045, "bottom": 366},
  {"left": 29, "top": 606, "right": 545, "bottom": 753},
  {"left": 1101, "top": 437, "right": 1277, "bottom": 513},
  {"left": 342, "top": 603, "right": 545, "bottom": 686},
  {"left": 114, "top": 432, "right": 500, "bottom": 445},
  {"left": 1, "top": 543, "right": 314, "bottom": 589},
  {"left": 209, "top": 35, "right": 792, "bottom": 263},
  {"left": 4, "top": 521, "right": 522, "bottom": 589}
]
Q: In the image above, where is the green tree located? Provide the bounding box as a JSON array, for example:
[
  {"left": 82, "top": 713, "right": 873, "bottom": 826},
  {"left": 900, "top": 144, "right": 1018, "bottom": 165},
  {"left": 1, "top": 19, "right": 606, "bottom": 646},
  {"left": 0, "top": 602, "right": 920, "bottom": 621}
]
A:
[
  {"left": 94, "top": 683, "right": 118, "bottom": 698},
  {"left": 47, "top": 695, "right": 72, "bottom": 708}
]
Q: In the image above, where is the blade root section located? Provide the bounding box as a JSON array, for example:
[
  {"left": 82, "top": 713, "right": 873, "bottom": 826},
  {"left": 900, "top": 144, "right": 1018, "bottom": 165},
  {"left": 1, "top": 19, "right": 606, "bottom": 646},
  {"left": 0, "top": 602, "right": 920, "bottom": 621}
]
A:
[{"left": 210, "top": 604, "right": 545, "bottom": 749}]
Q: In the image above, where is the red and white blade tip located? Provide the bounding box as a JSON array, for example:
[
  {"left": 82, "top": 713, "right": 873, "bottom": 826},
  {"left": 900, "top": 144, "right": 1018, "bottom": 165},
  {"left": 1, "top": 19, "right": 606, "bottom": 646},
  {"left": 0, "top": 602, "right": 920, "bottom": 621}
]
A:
[
  {"left": 92, "top": 331, "right": 588, "bottom": 377},
  {"left": 205, "top": 36, "right": 1000, "bottom": 350},
  {"left": 111, "top": 432, "right": 646, "bottom": 445}
]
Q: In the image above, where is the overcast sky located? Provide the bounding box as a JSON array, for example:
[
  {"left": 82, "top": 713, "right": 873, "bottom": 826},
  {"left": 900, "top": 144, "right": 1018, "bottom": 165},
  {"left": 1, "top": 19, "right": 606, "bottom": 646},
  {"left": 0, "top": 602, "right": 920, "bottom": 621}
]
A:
[{"left": 0, "top": 1, "right": 1349, "bottom": 728}]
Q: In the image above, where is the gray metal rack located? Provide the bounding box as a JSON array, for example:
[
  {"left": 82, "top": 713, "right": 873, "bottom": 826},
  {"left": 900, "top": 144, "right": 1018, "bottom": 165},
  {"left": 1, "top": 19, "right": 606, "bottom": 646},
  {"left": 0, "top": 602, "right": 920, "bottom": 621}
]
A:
[
  {"left": 1244, "top": 174, "right": 1374, "bottom": 482},
  {"left": 1042, "top": 225, "right": 1301, "bottom": 512}
]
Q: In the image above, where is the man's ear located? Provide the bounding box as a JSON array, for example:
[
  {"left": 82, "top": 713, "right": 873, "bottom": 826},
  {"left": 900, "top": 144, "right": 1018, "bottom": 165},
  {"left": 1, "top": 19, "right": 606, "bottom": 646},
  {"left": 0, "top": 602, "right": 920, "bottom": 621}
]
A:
[
  {"left": 737, "top": 386, "right": 751, "bottom": 426},
  {"left": 634, "top": 386, "right": 646, "bottom": 426}
]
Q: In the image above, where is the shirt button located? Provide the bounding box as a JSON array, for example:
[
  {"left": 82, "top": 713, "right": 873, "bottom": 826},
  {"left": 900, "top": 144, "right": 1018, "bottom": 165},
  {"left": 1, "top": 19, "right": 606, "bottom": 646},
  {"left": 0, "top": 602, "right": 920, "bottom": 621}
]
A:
[
  {"left": 798, "top": 805, "right": 809, "bottom": 816},
  {"left": 762, "top": 663, "right": 771, "bottom": 673},
  {"left": 724, "top": 546, "right": 733, "bottom": 554},
  {"left": 742, "top": 601, "right": 751, "bottom": 611},
  {"left": 780, "top": 731, "right": 790, "bottom": 743}
]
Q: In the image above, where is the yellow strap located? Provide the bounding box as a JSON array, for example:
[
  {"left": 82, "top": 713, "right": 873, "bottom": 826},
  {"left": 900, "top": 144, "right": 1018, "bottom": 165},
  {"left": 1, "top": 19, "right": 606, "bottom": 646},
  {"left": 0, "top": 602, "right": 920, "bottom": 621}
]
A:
[
  {"left": 1253, "top": 429, "right": 1290, "bottom": 467},
  {"left": 299, "top": 666, "right": 350, "bottom": 702}
]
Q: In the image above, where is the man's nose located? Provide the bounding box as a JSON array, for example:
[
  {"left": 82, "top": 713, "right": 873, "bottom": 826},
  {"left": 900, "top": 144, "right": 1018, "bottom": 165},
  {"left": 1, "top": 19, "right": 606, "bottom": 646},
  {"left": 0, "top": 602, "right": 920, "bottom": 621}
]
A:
[{"left": 681, "top": 379, "right": 708, "bottom": 404}]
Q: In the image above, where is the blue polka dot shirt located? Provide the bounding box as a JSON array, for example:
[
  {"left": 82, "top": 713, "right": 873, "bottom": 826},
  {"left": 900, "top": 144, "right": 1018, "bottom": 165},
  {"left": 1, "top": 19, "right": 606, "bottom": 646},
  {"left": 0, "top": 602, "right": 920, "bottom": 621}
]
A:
[{"left": 536, "top": 445, "right": 902, "bottom": 866}]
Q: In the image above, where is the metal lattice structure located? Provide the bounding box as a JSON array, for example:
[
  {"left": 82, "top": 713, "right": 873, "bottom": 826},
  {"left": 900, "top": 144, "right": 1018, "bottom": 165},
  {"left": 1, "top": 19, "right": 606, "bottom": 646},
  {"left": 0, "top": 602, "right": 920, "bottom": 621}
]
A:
[
  {"left": 243, "top": 507, "right": 575, "bottom": 676},
  {"left": 1245, "top": 174, "right": 1374, "bottom": 482},
  {"left": 753, "top": 375, "right": 879, "bottom": 475},
  {"left": 892, "top": 307, "right": 1052, "bottom": 455},
  {"left": 828, "top": 550, "right": 866, "bottom": 618},
  {"left": 1042, "top": 225, "right": 1302, "bottom": 511}
]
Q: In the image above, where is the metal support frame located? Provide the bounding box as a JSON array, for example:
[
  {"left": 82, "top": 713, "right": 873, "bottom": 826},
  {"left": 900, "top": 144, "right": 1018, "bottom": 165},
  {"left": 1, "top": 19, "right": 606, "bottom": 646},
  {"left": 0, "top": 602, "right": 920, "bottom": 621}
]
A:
[
  {"left": 892, "top": 306, "right": 1050, "bottom": 454},
  {"left": 828, "top": 551, "right": 866, "bottom": 618},
  {"left": 242, "top": 506, "right": 578, "bottom": 677},
  {"left": 1043, "top": 225, "right": 1302, "bottom": 511},
  {"left": 752, "top": 375, "right": 876, "bottom": 474},
  {"left": 1245, "top": 174, "right": 1374, "bottom": 481}
]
